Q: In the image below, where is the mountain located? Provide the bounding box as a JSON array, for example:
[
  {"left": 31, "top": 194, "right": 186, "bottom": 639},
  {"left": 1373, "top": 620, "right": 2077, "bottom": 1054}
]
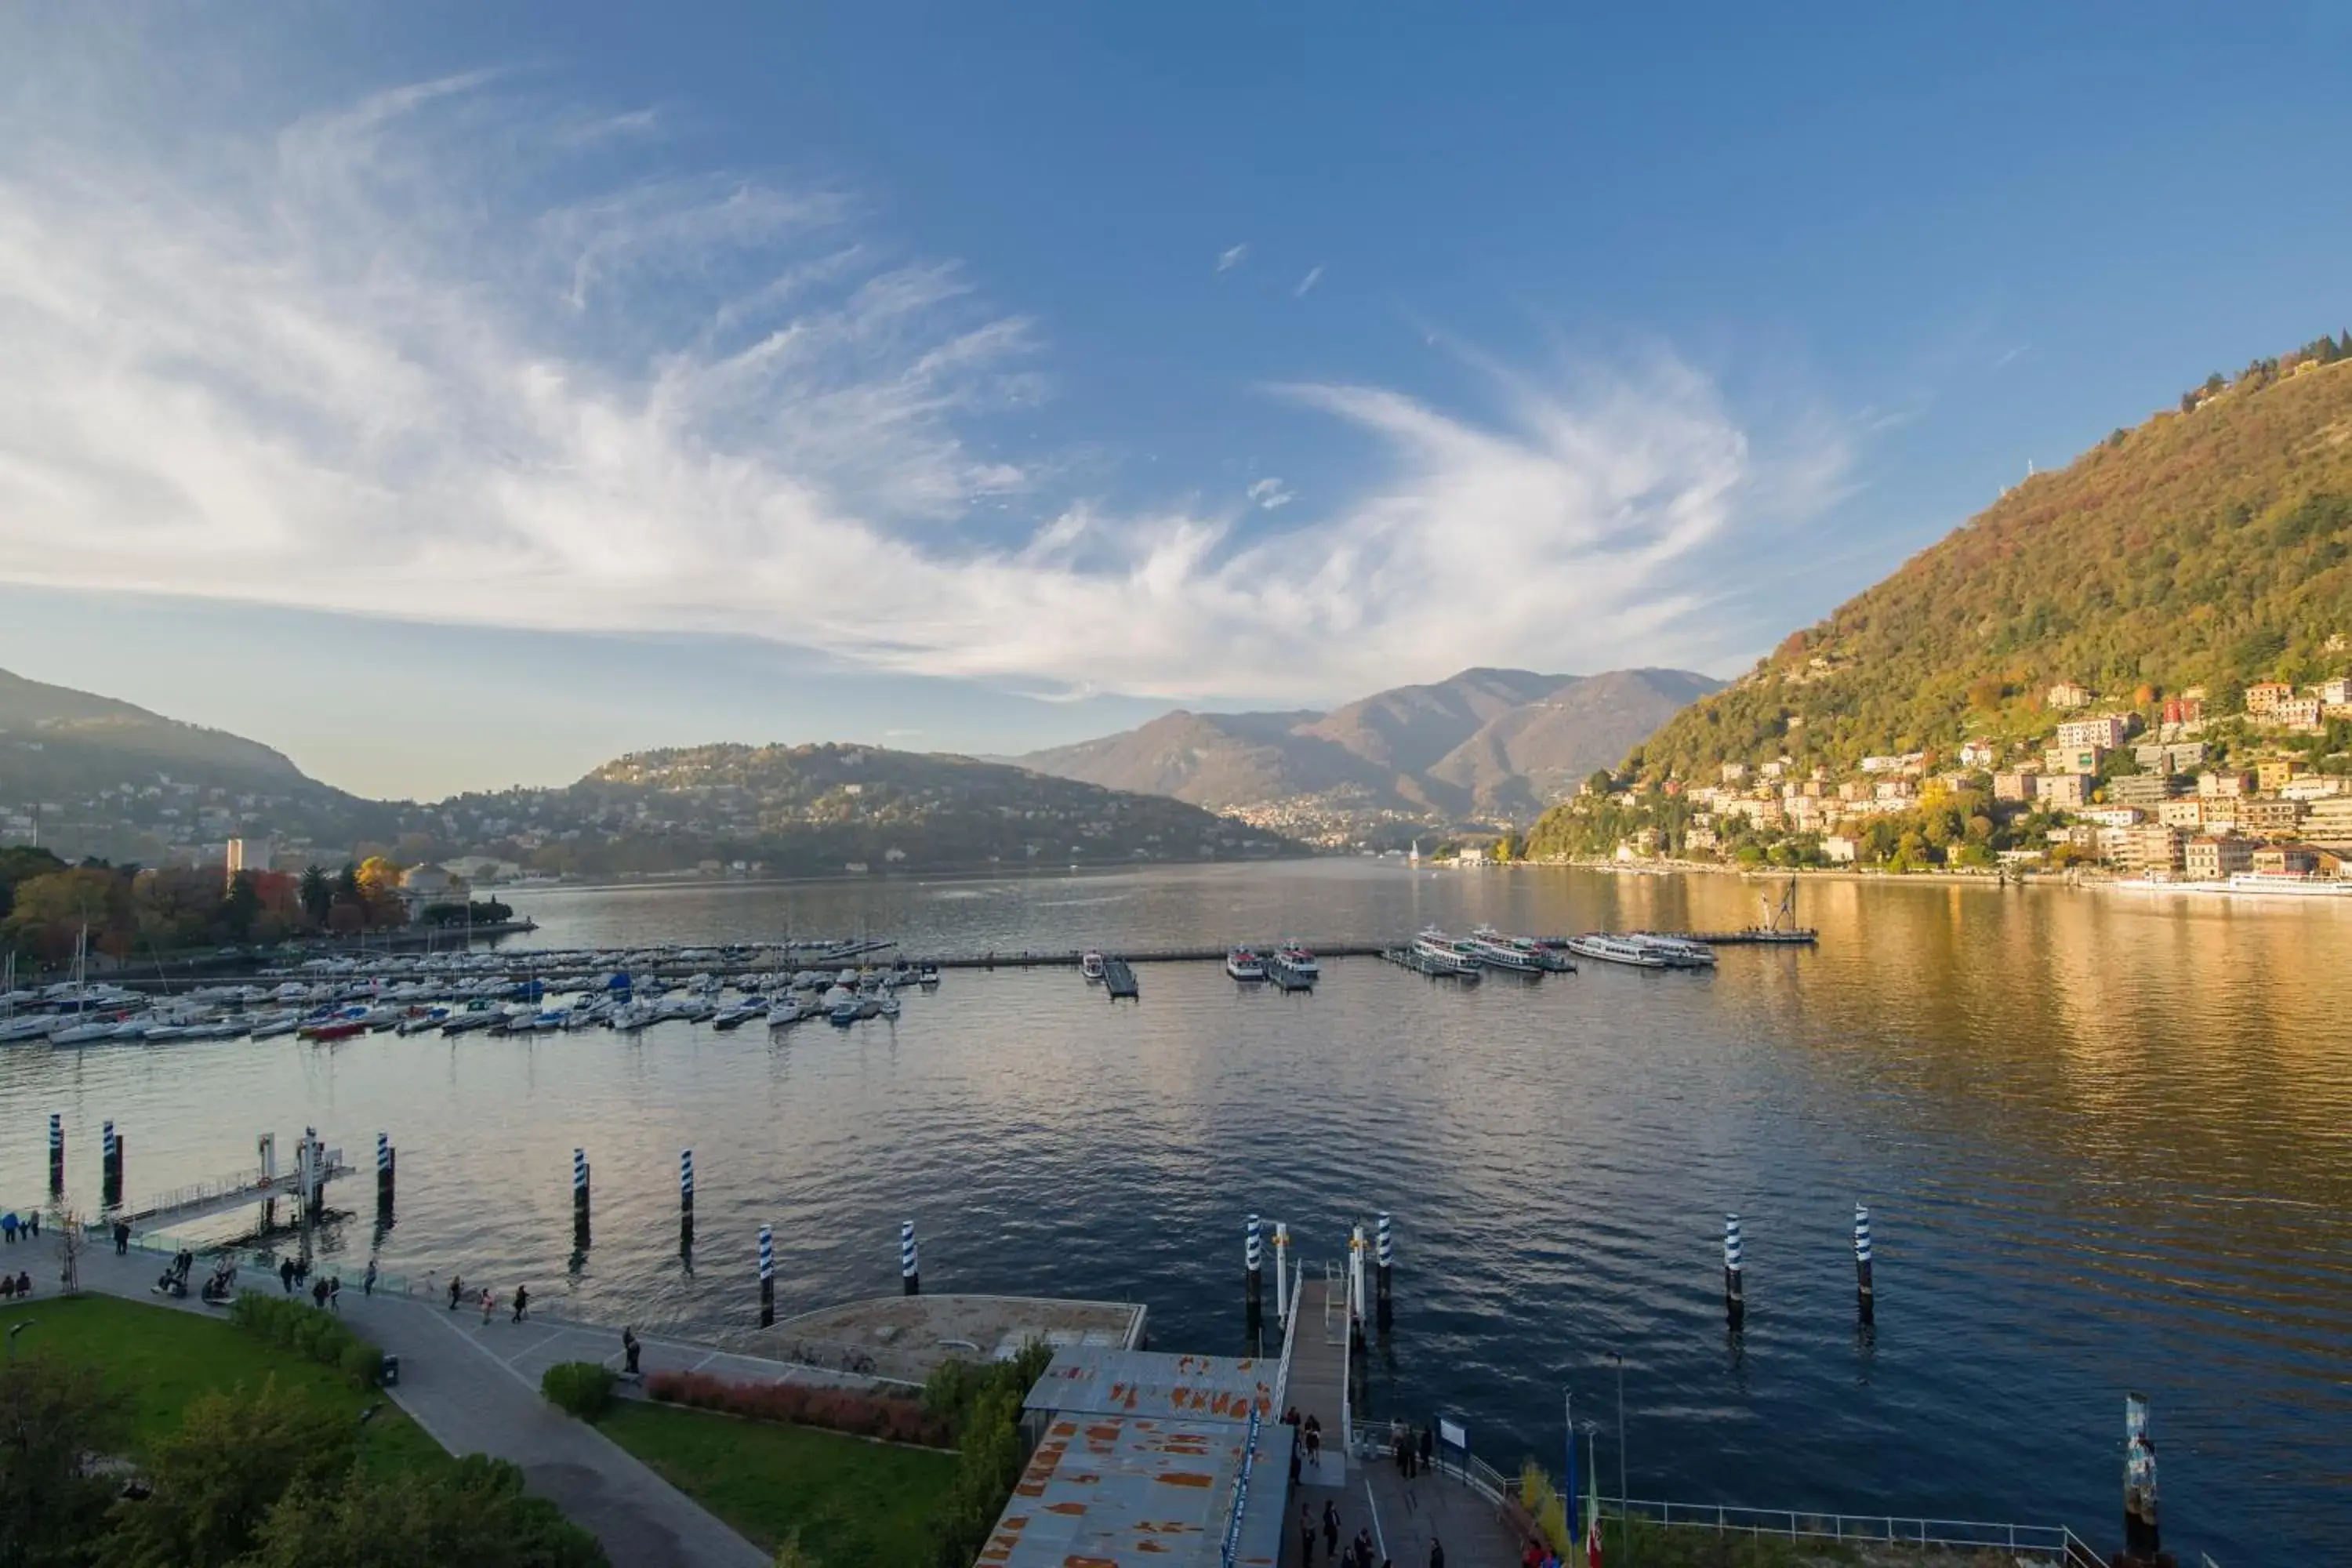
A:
[
  {"left": 1626, "top": 336, "right": 2352, "bottom": 786},
  {"left": 1013, "top": 666, "right": 1721, "bottom": 835},
  {"left": 0, "top": 666, "right": 1301, "bottom": 873}
]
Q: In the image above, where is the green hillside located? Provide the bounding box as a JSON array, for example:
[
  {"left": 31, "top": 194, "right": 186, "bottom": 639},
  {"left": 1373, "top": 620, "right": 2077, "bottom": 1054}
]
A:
[{"left": 1630, "top": 337, "right": 2352, "bottom": 784}]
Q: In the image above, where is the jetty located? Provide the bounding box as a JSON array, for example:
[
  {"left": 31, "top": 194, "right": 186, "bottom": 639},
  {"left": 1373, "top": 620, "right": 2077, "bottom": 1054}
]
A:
[
  {"left": 1377, "top": 947, "right": 1480, "bottom": 980},
  {"left": 1101, "top": 957, "right": 1140, "bottom": 999}
]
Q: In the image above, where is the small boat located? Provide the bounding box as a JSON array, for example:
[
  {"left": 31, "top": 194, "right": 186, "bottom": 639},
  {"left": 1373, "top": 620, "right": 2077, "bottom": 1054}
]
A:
[
  {"left": 1081, "top": 949, "right": 1107, "bottom": 983},
  {"left": 1561, "top": 934, "right": 1668, "bottom": 969},
  {"left": 827, "top": 1000, "right": 860, "bottom": 1026},
  {"left": 1275, "top": 945, "right": 1320, "bottom": 980},
  {"left": 301, "top": 1018, "right": 369, "bottom": 1042},
  {"left": 1627, "top": 933, "right": 1718, "bottom": 968},
  {"left": 876, "top": 996, "right": 902, "bottom": 1019},
  {"left": 1225, "top": 947, "right": 1266, "bottom": 982},
  {"left": 50, "top": 1018, "right": 122, "bottom": 1047},
  {"left": 917, "top": 964, "right": 940, "bottom": 988}
]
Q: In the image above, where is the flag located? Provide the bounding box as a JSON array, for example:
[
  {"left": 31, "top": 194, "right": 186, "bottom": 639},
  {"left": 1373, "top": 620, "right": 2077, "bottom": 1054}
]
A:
[{"left": 1584, "top": 1458, "right": 1602, "bottom": 1568}]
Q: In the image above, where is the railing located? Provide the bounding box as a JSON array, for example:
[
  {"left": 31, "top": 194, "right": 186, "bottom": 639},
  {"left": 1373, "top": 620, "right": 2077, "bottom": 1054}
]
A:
[
  {"left": 1269, "top": 1261, "right": 1304, "bottom": 1417},
  {"left": 1348, "top": 1421, "right": 1512, "bottom": 1507},
  {"left": 1610, "top": 1497, "right": 2096, "bottom": 1562}
]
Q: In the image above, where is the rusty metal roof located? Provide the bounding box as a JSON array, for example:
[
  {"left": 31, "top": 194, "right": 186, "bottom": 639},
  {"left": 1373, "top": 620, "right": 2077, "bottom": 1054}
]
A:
[
  {"left": 1024, "top": 1346, "right": 1278, "bottom": 1425},
  {"left": 978, "top": 1411, "right": 1287, "bottom": 1568}
]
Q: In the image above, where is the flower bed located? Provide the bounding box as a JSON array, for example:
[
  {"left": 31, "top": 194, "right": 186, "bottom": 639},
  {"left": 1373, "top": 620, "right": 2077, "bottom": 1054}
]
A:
[{"left": 643, "top": 1370, "right": 953, "bottom": 1449}]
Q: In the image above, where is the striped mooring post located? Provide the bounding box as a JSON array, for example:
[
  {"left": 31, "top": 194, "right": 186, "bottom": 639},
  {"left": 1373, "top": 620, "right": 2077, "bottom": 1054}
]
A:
[
  {"left": 1272, "top": 1223, "right": 1290, "bottom": 1326},
  {"left": 1853, "top": 1203, "right": 1875, "bottom": 1321},
  {"left": 572, "top": 1147, "right": 591, "bottom": 1248},
  {"left": 101, "top": 1120, "right": 121, "bottom": 1207},
  {"left": 900, "top": 1220, "right": 920, "bottom": 1297},
  {"left": 679, "top": 1149, "right": 695, "bottom": 1250},
  {"left": 1374, "top": 1211, "right": 1394, "bottom": 1330},
  {"left": 47, "top": 1114, "right": 63, "bottom": 1196},
  {"left": 758, "top": 1223, "right": 775, "bottom": 1327},
  {"left": 1723, "top": 1213, "right": 1746, "bottom": 1328},
  {"left": 375, "top": 1133, "right": 395, "bottom": 1213},
  {"left": 1243, "top": 1214, "right": 1263, "bottom": 1323}
]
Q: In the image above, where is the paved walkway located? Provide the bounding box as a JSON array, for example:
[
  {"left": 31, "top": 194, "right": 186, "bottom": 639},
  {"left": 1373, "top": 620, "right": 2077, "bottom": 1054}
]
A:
[
  {"left": 1280, "top": 1446, "right": 1524, "bottom": 1568},
  {"left": 67, "top": 1240, "right": 767, "bottom": 1568}
]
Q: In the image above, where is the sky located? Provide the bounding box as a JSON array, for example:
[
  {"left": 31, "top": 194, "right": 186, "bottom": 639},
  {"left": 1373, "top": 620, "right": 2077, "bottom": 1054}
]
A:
[{"left": 2, "top": 3, "right": 2348, "bottom": 800}]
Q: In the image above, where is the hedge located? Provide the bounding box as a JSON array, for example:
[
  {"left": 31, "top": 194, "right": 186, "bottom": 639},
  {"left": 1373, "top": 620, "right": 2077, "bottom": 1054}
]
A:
[
  {"left": 541, "top": 1362, "right": 616, "bottom": 1422},
  {"left": 643, "top": 1370, "right": 952, "bottom": 1448},
  {"left": 227, "top": 1292, "right": 380, "bottom": 1388}
]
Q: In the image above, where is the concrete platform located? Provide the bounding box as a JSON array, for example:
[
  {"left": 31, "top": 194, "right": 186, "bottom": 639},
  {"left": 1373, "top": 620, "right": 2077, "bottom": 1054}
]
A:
[{"left": 763, "top": 1291, "right": 1146, "bottom": 1383}]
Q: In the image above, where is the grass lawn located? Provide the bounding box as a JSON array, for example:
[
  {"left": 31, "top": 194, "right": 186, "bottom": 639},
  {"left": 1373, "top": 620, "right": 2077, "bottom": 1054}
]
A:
[
  {"left": 17, "top": 1293, "right": 447, "bottom": 1479},
  {"left": 601, "top": 1400, "right": 953, "bottom": 1567}
]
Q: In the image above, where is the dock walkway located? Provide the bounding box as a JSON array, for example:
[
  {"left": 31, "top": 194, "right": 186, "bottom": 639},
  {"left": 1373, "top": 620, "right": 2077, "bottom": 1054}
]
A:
[
  {"left": 69, "top": 1243, "right": 767, "bottom": 1568},
  {"left": 1285, "top": 1274, "right": 1353, "bottom": 1489}
]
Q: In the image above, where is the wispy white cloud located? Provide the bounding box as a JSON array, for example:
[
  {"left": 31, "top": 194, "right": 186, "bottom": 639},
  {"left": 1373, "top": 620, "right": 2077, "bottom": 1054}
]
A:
[
  {"left": 1216, "top": 242, "right": 1250, "bottom": 273},
  {"left": 0, "top": 46, "right": 1849, "bottom": 706},
  {"left": 1246, "top": 477, "right": 1294, "bottom": 510},
  {"left": 1294, "top": 265, "right": 1323, "bottom": 297},
  {"left": 1993, "top": 344, "right": 2029, "bottom": 371}
]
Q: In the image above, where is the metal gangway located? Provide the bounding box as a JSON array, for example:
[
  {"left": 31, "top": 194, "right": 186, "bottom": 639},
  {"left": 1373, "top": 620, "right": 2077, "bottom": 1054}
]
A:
[{"left": 96, "top": 1128, "right": 352, "bottom": 1236}]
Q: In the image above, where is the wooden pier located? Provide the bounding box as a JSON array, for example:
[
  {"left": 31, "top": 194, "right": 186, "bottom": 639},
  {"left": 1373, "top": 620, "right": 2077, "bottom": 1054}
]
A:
[{"left": 1284, "top": 1271, "right": 1354, "bottom": 1487}]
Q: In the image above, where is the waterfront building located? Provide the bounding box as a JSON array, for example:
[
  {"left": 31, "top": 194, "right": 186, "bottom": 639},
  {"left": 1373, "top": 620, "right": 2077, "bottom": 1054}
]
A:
[
  {"left": 2250, "top": 844, "right": 2331, "bottom": 877},
  {"left": 2303, "top": 796, "right": 2352, "bottom": 847},
  {"left": 2238, "top": 798, "right": 2304, "bottom": 838},
  {"left": 2183, "top": 834, "right": 2256, "bottom": 880},
  {"left": 2122, "top": 824, "right": 2184, "bottom": 875}
]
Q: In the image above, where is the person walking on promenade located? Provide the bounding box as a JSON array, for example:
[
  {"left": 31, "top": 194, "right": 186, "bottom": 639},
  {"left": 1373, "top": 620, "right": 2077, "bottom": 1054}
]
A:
[
  {"left": 280, "top": 1258, "right": 296, "bottom": 1294},
  {"left": 362, "top": 1260, "right": 376, "bottom": 1297},
  {"left": 29, "top": 1211, "right": 38, "bottom": 1238},
  {"left": 327, "top": 1276, "right": 341, "bottom": 1313},
  {"left": 1418, "top": 1425, "right": 1433, "bottom": 1475},
  {"left": 480, "top": 1286, "right": 495, "bottom": 1324},
  {"left": 1299, "top": 1505, "right": 1316, "bottom": 1565},
  {"left": 311, "top": 1276, "right": 328, "bottom": 1309},
  {"left": 114, "top": 1221, "right": 129, "bottom": 1255},
  {"left": 622, "top": 1326, "right": 641, "bottom": 1375},
  {"left": 448, "top": 1273, "right": 463, "bottom": 1310},
  {"left": 1322, "top": 1501, "right": 1341, "bottom": 1561},
  {"left": 511, "top": 1284, "right": 529, "bottom": 1323},
  {"left": 1428, "top": 1539, "right": 1445, "bottom": 1568}
]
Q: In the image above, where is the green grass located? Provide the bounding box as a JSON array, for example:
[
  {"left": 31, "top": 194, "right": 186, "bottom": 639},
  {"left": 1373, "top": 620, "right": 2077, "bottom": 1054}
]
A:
[
  {"left": 601, "top": 1400, "right": 953, "bottom": 1568},
  {"left": 17, "top": 1294, "right": 446, "bottom": 1479}
]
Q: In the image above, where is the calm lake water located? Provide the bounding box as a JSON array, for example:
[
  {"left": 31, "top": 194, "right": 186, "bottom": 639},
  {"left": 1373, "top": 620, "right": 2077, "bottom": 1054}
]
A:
[{"left": 5, "top": 862, "right": 2346, "bottom": 1561}]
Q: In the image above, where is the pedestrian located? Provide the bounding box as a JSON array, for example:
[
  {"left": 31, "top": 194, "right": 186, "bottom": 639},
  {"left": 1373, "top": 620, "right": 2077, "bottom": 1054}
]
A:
[
  {"left": 311, "top": 1276, "right": 328, "bottom": 1309},
  {"left": 328, "top": 1276, "right": 341, "bottom": 1313},
  {"left": 622, "top": 1326, "right": 641, "bottom": 1374},
  {"left": 448, "top": 1273, "right": 463, "bottom": 1310},
  {"left": 1355, "top": 1529, "right": 1374, "bottom": 1568},
  {"left": 1305, "top": 1414, "right": 1322, "bottom": 1465},
  {"left": 480, "top": 1286, "right": 494, "bottom": 1323},
  {"left": 280, "top": 1258, "right": 296, "bottom": 1294},
  {"left": 1289, "top": 1432, "right": 1302, "bottom": 1490},
  {"left": 28, "top": 1212, "right": 37, "bottom": 1238},
  {"left": 511, "top": 1284, "right": 529, "bottom": 1323},
  {"left": 1428, "top": 1540, "right": 1445, "bottom": 1568},
  {"left": 1323, "top": 1501, "right": 1341, "bottom": 1559},
  {"left": 5, "top": 1213, "right": 18, "bottom": 1243},
  {"left": 114, "top": 1221, "right": 129, "bottom": 1256},
  {"left": 1299, "top": 1506, "right": 1316, "bottom": 1566},
  {"left": 363, "top": 1260, "right": 377, "bottom": 1297},
  {"left": 1418, "top": 1425, "right": 1433, "bottom": 1475}
]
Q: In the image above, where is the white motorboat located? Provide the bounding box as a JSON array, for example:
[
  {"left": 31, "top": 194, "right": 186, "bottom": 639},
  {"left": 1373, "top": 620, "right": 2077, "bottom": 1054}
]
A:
[
  {"left": 1562, "top": 934, "right": 1668, "bottom": 968},
  {"left": 1225, "top": 947, "right": 1266, "bottom": 982},
  {"left": 1628, "top": 933, "right": 1718, "bottom": 968},
  {"left": 1414, "top": 929, "right": 1482, "bottom": 971},
  {"left": 1274, "top": 945, "right": 1319, "bottom": 980},
  {"left": 1081, "top": 949, "right": 1107, "bottom": 983}
]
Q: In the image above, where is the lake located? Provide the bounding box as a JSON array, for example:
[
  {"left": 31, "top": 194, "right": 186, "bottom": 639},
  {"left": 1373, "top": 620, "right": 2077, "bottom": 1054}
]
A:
[{"left": 4, "top": 861, "right": 2344, "bottom": 1561}]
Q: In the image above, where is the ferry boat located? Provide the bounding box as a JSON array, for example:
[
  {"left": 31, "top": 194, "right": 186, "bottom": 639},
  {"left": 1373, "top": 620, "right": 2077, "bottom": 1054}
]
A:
[
  {"left": 1225, "top": 947, "right": 1267, "bottom": 982},
  {"left": 1464, "top": 927, "right": 1544, "bottom": 973},
  {"left": 2115, "top": 873, "right": 2352, "bottom": 898},
  {"left": 1413, "top": 929, "right": 1483, "bottom": 971},
  {"left": 1273, "top": 944, "right": 1320, "bottom": 980},
  {"left": 1628, "top": 933, "right": 1718, "bottom": 968},
  {"left": 917, "top": 963, "right": 941, "bottom": 988},
  {"left": 1561, "top": 933, "right": 1669, "bottom": 969},
  {"left": 1080, "top": 949, "right": 1107, "bottom": 983}
]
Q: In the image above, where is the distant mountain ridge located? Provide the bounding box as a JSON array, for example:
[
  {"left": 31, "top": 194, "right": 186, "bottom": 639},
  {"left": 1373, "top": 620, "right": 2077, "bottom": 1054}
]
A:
[
  {"left": 0, "top": 666, "right": 310, "bottom": 791},
  {"left": 1013, "top": 666, "right": 1721, "bottom": 827}
]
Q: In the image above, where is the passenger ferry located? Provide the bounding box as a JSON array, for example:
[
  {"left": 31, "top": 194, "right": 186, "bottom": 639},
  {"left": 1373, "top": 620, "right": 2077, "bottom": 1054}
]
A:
[
  {"left": 2114, "top": 873, "right": 2352, "bottom": 898},
  {"left": 1273, "top": 944, "right": 1319, "bottom": 980},
  {"left": 1225, "top": 947, "right": 1266, "bottom": 982},
  {"left": 1464, "top": 927, "right": 1546, "bottom": 972},
  {"left": 1080, "top": 949, "right": 1107, "bottom": 982},
  {"left": 1413, "top": 929, "right": 1483, "bottom": 971},
  {"left": 1561, "top": 933, "right": 1669, "bottom": 969},
  {"left": 1627, "top": 932, "right": 1719, "bottom": 967}
]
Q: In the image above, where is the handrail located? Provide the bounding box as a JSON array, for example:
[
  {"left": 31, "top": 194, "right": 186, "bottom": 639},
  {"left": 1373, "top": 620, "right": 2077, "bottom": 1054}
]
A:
[{"left": 1269, "top": 1261, "right": 1304, "bottom": 1417}]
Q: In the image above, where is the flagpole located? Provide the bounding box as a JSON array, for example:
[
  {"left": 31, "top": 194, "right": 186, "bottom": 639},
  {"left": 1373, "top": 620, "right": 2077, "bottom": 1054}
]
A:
[
  {"left": 1563, "top": 1387, "right": 1576, "bottom": 1553},
  {"left": 1613, "top": 1352, "right": 1628, "bottom": 1566}
]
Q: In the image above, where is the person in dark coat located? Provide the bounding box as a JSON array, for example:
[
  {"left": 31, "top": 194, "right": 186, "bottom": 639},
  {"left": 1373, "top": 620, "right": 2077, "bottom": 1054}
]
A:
[
  {"left": 1418, "top": 1425, "right": 1434, "bottom": 1473},
  {"left": 279, "top": 1258, "right": 296, "bottom": 1294},
  {"left": 1428, "top": 1540, "right": 1446, "bottom": 1568},
  {"left": 1322, "top": 1501, "right": 1341, "bottom": 1559},
  {"left": 622, "top": 1326, "right": 641, "bottom": 1374},
  {"left": 1298, "top": 1505, "right": 1316, "bottom": 1565}
]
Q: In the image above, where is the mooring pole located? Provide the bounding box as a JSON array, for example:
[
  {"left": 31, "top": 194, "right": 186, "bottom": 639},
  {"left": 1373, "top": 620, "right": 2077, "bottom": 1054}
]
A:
[
  {"left": 680, "top": 1149, "right": 695, "bottom": 1252},
  {"left": 100, "top": 1120, "right": 118, "bottom": 1207},
  {"left": 47, "top": 1114, "right": 63, "bottom": 1196},
  {"left": 1853, "top": 1203, "right": 1874, "bottom": 1323},
  {"left": 1348, "top": 1222, "right": 1367, "bottom": 1353},
  {"left": 572, "top": 1147, "right": 590, "bottom": 1249},
  {"left": 759, "top": 1223, "right": 775, "bottom": 1327},
  {"left": 1272, "top": 1222, "right": 1290, "bottom": 1326},
  {"left": 107, "top": 1128, "right": 125, "bottom": 1210},
  {"left": 1244, "top": 1214, "right": 1263, "bottom": 1326},
  {"left": 376, "top": 1133, "right": 395, "bottom": 1214},
  {"left": 2124, "top": 1393, "right": 2159, "bottom": 1560},
  {"left": 1375, "top": 1211, "right": 1394, "bottom": 1331},
  {"left": 1723, "top": 1213, "right": 1746, "bottom": 1330},
  {"left": 900, "top": 1220, "right": 920, "bottom": 1296}
]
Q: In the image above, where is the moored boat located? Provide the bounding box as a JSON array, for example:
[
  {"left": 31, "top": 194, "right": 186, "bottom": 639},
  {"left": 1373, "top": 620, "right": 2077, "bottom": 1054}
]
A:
[
  {"left": 1080, "top": 949, "right": 1107, "bottom": 983},
  {"left": 1225, "top": 947, "right": 1266, "bottom": 982},
  {"left": 1561, "top": 933, "right": 1668, "bottom": 969}
]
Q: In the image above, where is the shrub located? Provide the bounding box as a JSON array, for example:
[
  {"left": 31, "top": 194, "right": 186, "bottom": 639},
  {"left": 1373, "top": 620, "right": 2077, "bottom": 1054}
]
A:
[
  {"left": 227, "top": 1287, "right": 379, "bottom": 1388},
  {"left": 339, "top": 1340, "right": 383, "bottom": 1390},
  {"left": 541, "top": 1361, "right": 616, "bottom": 1422},
  {"left": 644, "top": 1370, "right": 951, "bottom": 1448}
]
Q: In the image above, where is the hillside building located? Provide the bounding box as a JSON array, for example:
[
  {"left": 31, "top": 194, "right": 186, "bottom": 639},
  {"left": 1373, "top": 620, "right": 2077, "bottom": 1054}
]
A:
[
  {"left": 2057, "top": 715, "right": 2133, "bottom": 751},
  {"left": 2044, "top": 746, "right": 2103, "bottom": 776},
  {"left": 2198, "top": 771, "right": 2252, "bottom": 800},
  {"left": 2039, "top": 773, "right": 2089, "bottom": 809},
  {"left": 2238, "top": 798, "right": 2304, "bottom": 837},
  {"left": 2107, "top": 774, "right": 2174, "bottom": 808},
  {"left": 2183, "top": 835, "right": 2256, "bottom": 880},
  {"left": 2243, "top": 682, "right": 2294, "bottom": 717},
  {"left": 2047, "top": 681, "right": 2092, "bottom": 710}
]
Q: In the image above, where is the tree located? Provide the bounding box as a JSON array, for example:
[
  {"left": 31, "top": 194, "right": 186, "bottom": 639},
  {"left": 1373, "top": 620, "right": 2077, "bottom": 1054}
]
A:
[
  {"left": 96, "top": 1379, "right": 354, "bottom": 1568},
  {"left": 0, "top": 1355, "right": 128, "bottom": 1567},
  {"left": 297, "top": 866, "right": 332, "bottom": 927},
  {"left": 218, "top": 873, "right": 262, "bottom": 942},
  {"left": 236, "top": 1457, "right": 604, "bottom": 1568}
]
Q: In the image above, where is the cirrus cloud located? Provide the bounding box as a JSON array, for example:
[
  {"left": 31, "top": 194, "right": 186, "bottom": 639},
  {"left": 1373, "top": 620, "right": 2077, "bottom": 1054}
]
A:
[{"left": 0, "top": 53, "right": 1849, "bottom": 706}]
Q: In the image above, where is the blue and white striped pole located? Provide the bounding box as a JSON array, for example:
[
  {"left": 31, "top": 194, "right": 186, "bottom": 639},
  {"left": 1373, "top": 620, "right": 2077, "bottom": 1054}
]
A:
[
  {"left": 47, "top": 1113, "right": 63, "bottom": 1195},
  {"left": 1723, "top": 1213, "right": 1746, "bottom": 1327},
  {"left": 101, "top": 1120, "right": 120, "bottom": 1207},
  {"left": 759, "top": 1222, "right": 775, "bottom": 1326},
  {"left": 900, "top": 1219, "right": 920, "bottom": 1296},
  {"left": 679, "top": 1149, "right": 695, "bottom": 1251},
  {"left": 1375, "top": 1211, "right": 1395, "bottom": 1329},
  {"left": 1854, "top": 1203, "right": 1875, "bottom": 1321},
  {"left": 1244, "top": 1214, "right": 1263, "bottom": 1320},
  {"left": 375, "top": 1131, "right": 395, "bottom": 1212},
  {"left": 572, "top": 1146, "right": 590, "bottom": 1248}
]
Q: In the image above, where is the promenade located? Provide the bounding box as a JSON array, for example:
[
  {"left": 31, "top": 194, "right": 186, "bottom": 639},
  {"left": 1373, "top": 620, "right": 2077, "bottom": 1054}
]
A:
[{"left": 68, "top": 1241, "right": 769, "bottom": 1568}]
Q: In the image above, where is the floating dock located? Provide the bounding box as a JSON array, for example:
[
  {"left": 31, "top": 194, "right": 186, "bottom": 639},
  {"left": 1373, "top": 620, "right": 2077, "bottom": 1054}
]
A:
[
  {"left": 1377, "top": 947, "right": 1480, "bottom": 981},
  {"left": 1101, "top": 958, "right": 1140, "bottom": 999},
  {"left": 1659, "top": 928, "right": 1818, "bottom": 946}
]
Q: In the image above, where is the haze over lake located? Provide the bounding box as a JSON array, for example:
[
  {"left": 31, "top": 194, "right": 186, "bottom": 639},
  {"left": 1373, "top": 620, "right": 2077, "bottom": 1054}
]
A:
[{"left": 5, "top": 862, "right": 2343, "bottom": 1562}]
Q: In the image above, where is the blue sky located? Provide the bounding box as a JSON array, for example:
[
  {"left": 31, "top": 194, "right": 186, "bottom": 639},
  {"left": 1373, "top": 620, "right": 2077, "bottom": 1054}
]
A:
[{"left": 2, "top": 3, "right": 2347, "bottom": 798}]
